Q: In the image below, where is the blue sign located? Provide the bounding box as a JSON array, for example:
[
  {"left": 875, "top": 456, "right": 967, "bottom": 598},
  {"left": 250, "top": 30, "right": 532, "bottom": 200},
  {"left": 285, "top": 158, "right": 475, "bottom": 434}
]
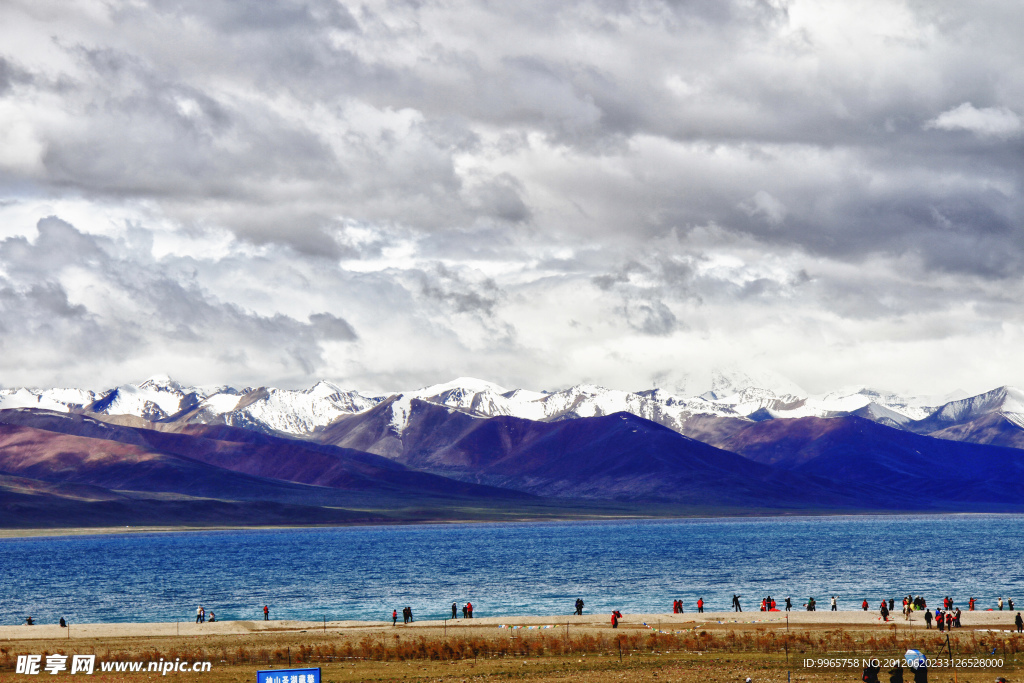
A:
[{"left": 257, "top": 668, "right": 321, "bottom": 683}]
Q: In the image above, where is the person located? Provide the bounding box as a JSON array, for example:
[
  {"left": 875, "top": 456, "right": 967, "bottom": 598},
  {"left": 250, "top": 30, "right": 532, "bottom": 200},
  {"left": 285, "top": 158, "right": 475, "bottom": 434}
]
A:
[
  {"left": 888, "top": 663, "right": 904, "bottom": 683},
  {"left": 1010, "top": 599, "right": 1016, "bottom": 611},
  {"left": 936, "top": 609, "right": 944, "bottom": 632},
  {"left": 408, "top": 607, "right": 414, "bottom": 623},
  {"left": 969, "top": 597, "right": 976, "bottom": 611},
  {"left": 611, "top": 611, "right": 618, "bottom": 628},
  {"left": 575, "top": 598, "right": 584, "bottom": 615},
  {"left": 467, "top": 601, "right": 473, "bottom": 618},
  {"left": 770, "top": 598, "right": 776, "bottom": 610},
  {"left": 1016, "top": 612, "right": 1023, "bottom": 633},
  {"left": 59, "top": 617, "right": 66, "bottom": 628},
  {"left": 911, "top": 661, "right": 927, "bottom": 683},
  {"left": 452, "top": 602, "right": 458, "bottom": 619},
  {"left": 862, "top": 599, "right": 868, "bottom": 611},
  {"left": 733, "top": 594, "right": 742, "bottom": 612},
  {"left": 462, "top": 604, "right": 468, "bottom": 619},
  {"left": 196, "top": 605, "right": 203, "bottom": 624},
  {"left": 25, "top": 617, "right": 34, "bottom": 625},
  {"left": 999, "top": 597, "right": 1004, "bottom": 611},
  {"left": 889, "top": 598, "right": 895, "bottom": 612},
  {"left": 760, "top": 598, "right": 766, "bottom": 612},
  {"left": 208, "top": 612, "right": 215, "bottom": 623},
  {"left": 785, "top": 597, "right": 792, "bottom": 611},
  {"left": 697, "top": 597, "right": 704, "bottom": 614},
  {"left": 863, "top": 662, "right": 881, "bottom": 683},
  {"left": 880, "top": 601, "right": 889, "bottom": 622},
  {"left": 924, "top": 610, "right": 932, "bottom": 629},
  {"left": 263, "top": 605, "right": 269, "bottom": 621},
  {"left": 393, "top": 609, "right": 398, "bottom": 626},
  {"left": 678, "top": 599, "right": 683, "bottom": 614},
  {"left": 831, "top": 596, "right": 837, "bottom": 611},
  {"left": 954, "top": 608, "right": 961, "bottom": 627}
]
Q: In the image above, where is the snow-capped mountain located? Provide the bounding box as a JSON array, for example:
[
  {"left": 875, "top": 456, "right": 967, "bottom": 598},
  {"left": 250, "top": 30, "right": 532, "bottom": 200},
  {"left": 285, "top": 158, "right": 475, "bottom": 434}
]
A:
[{"left": 3, "top": 374, "right": 1023, "bottom": 447}]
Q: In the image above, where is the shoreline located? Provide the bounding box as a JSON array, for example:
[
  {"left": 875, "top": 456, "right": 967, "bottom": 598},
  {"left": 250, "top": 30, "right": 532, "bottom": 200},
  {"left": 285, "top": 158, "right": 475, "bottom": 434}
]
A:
[
  {"left": 1, "top": 511, "right": 1015, "bottom": 540},
  {"left": 4, "top": 610, "right": 1022, "bottom": 641}
]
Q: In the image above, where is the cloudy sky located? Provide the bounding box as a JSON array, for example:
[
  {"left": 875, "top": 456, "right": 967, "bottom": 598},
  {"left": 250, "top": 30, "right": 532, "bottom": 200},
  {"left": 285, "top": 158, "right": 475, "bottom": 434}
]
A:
[{"left": 1, "top": 0, "right": 1023, "bottom": 396}]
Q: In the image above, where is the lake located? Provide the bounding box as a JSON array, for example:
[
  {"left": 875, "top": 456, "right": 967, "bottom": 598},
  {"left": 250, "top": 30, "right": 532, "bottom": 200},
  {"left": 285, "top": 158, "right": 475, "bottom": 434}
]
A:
[{"left": 2, "top": 515, "right": 1022, "bottom": 625}]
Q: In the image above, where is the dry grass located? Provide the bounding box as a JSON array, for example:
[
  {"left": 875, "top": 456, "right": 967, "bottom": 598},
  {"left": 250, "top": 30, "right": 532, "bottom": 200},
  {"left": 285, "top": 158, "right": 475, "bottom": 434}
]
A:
[{"left": 2, "top": 623, "right": 1022, "bottom": 682}]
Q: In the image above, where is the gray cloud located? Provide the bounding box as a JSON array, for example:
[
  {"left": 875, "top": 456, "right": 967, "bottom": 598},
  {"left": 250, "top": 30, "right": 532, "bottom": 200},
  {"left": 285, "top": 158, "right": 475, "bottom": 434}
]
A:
[{"left": 3, "top": 0, "right": 1024, "bottom": 394}]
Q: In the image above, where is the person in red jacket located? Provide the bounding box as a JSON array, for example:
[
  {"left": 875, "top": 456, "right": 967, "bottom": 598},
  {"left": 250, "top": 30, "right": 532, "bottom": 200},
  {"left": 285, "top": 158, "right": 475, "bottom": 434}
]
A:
[
  {"left": 697, "top": 598, "right": 704, "bottom": 614},
  {"left": 467, "top": 601, "right": 473, "bottom": 618},
  {"left": 263, "top": 605, "right": 269, "bottom": 621},
  {"left": 611, "top": 610, "right": 622, "bottom": 628},
  {"left": 862, "top": 599, "right": 868, "bottom": 611},
  {"left": 969, "top": 597, "right": 976, "bottom": 611}
]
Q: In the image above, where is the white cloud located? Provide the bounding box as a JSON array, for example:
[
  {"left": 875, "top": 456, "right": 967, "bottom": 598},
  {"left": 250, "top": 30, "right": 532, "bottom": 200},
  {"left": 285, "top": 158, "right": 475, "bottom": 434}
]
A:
[
  {"left": 925, "top": 103, "right": 1023, "bottom": 137},
  {"left": 2, "top": 0, "right": 1024, "bottom": 394}
]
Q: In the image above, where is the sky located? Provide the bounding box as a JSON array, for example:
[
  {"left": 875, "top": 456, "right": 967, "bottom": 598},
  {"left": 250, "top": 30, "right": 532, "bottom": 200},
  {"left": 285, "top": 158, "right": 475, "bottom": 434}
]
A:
[{"left": 1, "top": 0, "right": 1023, "bottom": 397}]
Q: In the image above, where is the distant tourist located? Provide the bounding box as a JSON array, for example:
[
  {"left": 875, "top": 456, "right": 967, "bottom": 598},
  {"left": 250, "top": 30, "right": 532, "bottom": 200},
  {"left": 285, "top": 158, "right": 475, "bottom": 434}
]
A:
[
  {"left": 831, "top": 596, "right": 837, "bottom": 611},
  {"left": 697, "top": 597, "right": 704, "bottom": 613},
  {"left": 785, "top": 597, "right": 791, "bottom": 611},
  {"left": 880, "top": 601, "right": 889, "bottom": 622},
  {"left": 889, "top": 598, "right": 894, "bottom": 612},
  {"left": 1015, "top": 612, "right": 1023, "bottom": 633},
  {"left": 936, "top": 609, "right": 944, "bottom": 632},
  {"left": 393, "top": 609, "right": 397, "bottom": 626},
  {"left": 862, "top": 599, "right": 868, "bottom": 611},
  {"left": 263, "top": 605, "right": 269, "bottom": 621},
  {"left": 575, "top": 598, "right": 584, "bottom": 615},
  {"left": 208, "top": 612, "right": 215, "bottom": 623},
  {"left": 59, "top": 617, "right": 66, "bottom": 628},
  {"left": 969, "top": 597, "right": 976, "bottom": 611},
  {"left": 999, "top": 597, "right": 1004, "bottom": 611},
  {"left": 954, "top": 608, "right": 961, "bottom": 627},
  {"left": 732, "top": 594, "right": 742, "bottom": 612},
  {"left": 924, "top": 610, "right": 932, "bottom": 629},
  {"left": 452, "top": 602, "right": 457, "bottom": 619},
  {"left": 462, "top": 604, "right": 468, "bottom": 618},
  {"left": 467, "top": 602, "right": 473, "bottom": 618},
  {"left": 196, "top": 605, "right": 203, "bottom": 624},
  {"left": 611, "top": 610, "right": 622, "bottom": 628},
  {"left": 1010, "top": 599, "right": 1015, "bottom": 611}
]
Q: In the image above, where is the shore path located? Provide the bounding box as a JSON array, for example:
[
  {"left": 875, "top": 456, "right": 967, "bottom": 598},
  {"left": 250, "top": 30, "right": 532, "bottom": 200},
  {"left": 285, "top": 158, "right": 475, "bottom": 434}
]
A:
[{"left": 3, "top": 609, "right": 1020, "bottom": 642}]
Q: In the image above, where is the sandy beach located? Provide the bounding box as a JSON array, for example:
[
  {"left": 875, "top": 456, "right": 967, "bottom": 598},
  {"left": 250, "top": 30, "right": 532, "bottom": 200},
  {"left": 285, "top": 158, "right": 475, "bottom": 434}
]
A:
[{"left": 3, "top": 609, "right": 1021, "bottom": 641}]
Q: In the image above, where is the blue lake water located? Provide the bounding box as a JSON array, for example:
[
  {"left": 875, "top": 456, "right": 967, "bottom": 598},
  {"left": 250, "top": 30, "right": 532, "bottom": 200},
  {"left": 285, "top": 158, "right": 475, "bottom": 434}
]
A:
[{"left": 2, "top": 515, "right": 1023, "bottom": 625}]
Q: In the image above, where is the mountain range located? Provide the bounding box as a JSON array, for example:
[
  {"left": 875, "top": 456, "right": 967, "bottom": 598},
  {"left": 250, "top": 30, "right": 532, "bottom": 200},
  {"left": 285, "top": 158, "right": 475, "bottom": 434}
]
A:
[{"left": 2, "top": 375, "right": 1024, "bottom": 527}]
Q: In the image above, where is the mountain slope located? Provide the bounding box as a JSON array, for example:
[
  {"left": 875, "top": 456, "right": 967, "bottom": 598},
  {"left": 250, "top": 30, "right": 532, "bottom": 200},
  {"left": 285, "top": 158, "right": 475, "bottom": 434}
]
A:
[
  {"left": 681, "top": 414, "right": 1024, "bottom": 505},
  {"left": 0, "top": 409, "right": 531, "bottom": 505},
  {"left": 320, "top": 399, "right": 863, "bottom": 508}
]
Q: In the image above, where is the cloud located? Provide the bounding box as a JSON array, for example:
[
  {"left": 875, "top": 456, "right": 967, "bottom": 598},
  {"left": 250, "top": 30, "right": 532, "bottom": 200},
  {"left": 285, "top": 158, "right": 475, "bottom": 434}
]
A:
[
  {"left": 3, "top": 0, "right": 1024, "bottom": 394},
  {"left": 925, "top": 103, "right": 1023, "bottom": 137}
]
